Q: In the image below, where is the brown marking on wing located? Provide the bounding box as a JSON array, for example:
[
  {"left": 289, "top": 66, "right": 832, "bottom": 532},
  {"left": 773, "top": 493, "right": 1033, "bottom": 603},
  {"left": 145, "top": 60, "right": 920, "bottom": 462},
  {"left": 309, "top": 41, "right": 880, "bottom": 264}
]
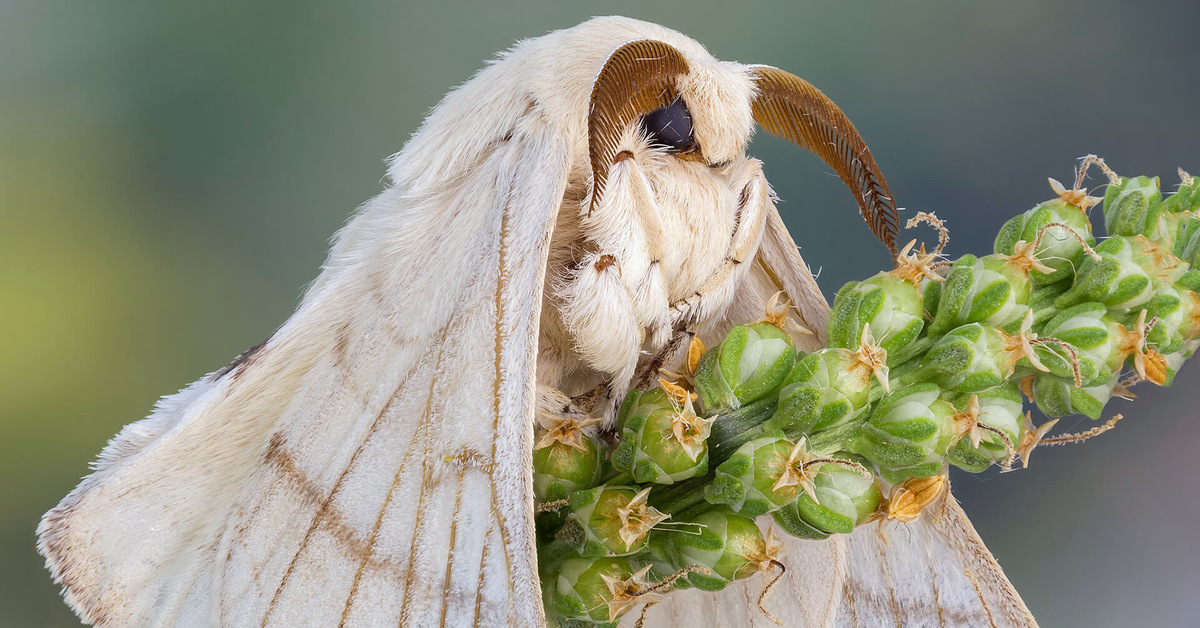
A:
[
  {"left": 964, "top": 570, "right": 999, "bottom": 628},
  {"left": 444, "top": 448, "right": 494, "bottom": 473},
  {"left": 396, "top": 347, "right": 450, "bottom": 628},
  {"left": 261, "top": 434, "right": 403, "bottom": 574},
  {"left": 332, "top": 323, "right": 352, "bottom": 367},
  {"left": 214, "top": 337, "right": 271, "bottom": 381},
  {"left": 873, "top": 529, "right": 906, "bottom": 626},
  {"left": 488, "top": 203, "right": 515, "bottom": 618},
  {"left": 438, "top": 469, "right": 466, "bottom": 628},
  {"left": 841, "top": 579, "right": 859, "bottom": 628},
  {"left": 472, "top": 528, "right": 493, "bottom": 626},
  {"left": 259, "top": 336, "right": 442, "bottom": 627}
]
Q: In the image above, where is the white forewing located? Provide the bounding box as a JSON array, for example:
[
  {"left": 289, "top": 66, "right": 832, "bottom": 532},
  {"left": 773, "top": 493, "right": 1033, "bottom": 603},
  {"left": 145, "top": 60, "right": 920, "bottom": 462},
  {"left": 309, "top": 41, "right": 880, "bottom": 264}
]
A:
[
  {"left": 38, "top": 69, "right": 571, "bottom": 626},
  {"left": 834, "top": 497, "right": 1036, "bottom": 627}
]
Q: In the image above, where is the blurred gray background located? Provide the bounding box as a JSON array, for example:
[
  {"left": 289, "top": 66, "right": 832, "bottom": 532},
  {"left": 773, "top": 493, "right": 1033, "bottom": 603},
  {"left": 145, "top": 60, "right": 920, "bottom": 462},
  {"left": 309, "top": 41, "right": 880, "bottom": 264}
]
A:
[{"left": 3, "top": 1, "right": 1198, "bottom": 626}]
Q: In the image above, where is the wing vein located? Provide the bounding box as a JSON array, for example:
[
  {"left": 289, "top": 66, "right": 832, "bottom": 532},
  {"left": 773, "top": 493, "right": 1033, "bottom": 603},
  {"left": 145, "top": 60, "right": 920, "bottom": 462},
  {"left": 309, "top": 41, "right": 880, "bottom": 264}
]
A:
[
  {"left": 438, "top": 469, "right": 467, "bottom": 628},
  {"left": 260, "top": 348, "right": 434, "bottom": 627}
]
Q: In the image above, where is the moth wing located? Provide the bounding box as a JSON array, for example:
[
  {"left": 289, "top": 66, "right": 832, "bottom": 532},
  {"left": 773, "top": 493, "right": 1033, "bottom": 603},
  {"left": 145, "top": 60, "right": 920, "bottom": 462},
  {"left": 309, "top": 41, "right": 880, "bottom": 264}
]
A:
[
  {"left": 627, "top": 535, "right": 846, "bottom": 628},
  {"left": 836, "top": 492, "right": 1038, "bottom": 627},
  {"left": 704, "top": 200, "right": 831, "bottom": 354},
  {"left": 37, "top": 102, "right": 571, "bottom": 626}
]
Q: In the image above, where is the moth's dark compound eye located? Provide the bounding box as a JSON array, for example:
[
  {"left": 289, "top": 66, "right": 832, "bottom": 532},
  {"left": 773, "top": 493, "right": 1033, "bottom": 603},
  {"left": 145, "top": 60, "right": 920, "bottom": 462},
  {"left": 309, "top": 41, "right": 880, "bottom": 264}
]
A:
[{"left": 642, "top": 98, "right": 697, "bottom": 154}]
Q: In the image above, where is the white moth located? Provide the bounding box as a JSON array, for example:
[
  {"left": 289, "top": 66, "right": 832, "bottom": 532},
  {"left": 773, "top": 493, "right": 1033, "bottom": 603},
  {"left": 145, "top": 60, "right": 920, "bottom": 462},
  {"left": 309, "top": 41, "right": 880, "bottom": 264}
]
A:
[{"left": 38, "top": 16, "right": 1037, "bottom": 628}]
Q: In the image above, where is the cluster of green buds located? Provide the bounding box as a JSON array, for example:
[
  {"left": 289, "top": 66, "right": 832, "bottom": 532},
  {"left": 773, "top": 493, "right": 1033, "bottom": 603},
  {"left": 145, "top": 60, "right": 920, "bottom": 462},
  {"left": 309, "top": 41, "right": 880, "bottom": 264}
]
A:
[{"left": 537, "top": 161, "right": 1200, "bottom": 627}]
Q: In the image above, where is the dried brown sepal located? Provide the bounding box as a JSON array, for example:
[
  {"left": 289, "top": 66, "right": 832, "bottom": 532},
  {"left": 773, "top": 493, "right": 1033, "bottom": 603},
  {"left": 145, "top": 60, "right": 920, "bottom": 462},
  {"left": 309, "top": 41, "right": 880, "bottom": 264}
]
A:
[
  {"left": 534, "top": 413, "right": 601, "bottom": 452},
  {"left": 685, "top": 336, "right": 706, "bottom": 376},
  {"left": 1016, "top": 412, "right": 1059, "bottom": 468},
  {"left": 880, "top": 474, "right": 947, "bottom": 524},
  {"left": 772, "top": 438, "right": 872, "bottom": 502},
  {"left": 762, "top": 291, "right": 816, "bottom": 339},
  {"left": 848, "top": 325, "right": 890, "bottom": 392},
  {"left": 1117, "top": 310, "right": 1168, "bottom": 385},
  {"left": 588, "top": 40, "right": 689, "bottom": 214},
  {"left": 750, "top": 66, "right": 900, "bottom": 255},
  {"left": 615, "top": 488, "right": 671, "bottom": 551},
  {"left": 892, "top": 239, "right": 947, "bottom": 286}
]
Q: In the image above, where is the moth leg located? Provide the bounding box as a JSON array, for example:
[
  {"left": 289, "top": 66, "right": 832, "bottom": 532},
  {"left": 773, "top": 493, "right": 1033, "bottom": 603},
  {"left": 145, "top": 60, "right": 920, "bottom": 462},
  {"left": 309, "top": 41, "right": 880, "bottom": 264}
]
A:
[
  {"left": 670, "top": 173, "right": 770, "bottom": 329},
  {"left": 535, "top": 382, "right": 611, "bottom": 421}
]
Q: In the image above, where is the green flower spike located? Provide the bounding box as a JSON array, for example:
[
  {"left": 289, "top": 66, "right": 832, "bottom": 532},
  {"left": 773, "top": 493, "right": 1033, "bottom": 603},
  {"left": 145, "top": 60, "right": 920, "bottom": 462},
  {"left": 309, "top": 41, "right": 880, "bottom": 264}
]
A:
[
  {"left": 1032, "top": 371, "right": 1118, "bottom": 420},
  {"left": 671, "top": 510, "right": 777, "bottom": 587},
  {"left": 704, "top": 434, "right": 797, "bottom": 516},
  {"left": 910, "top": 312, "right": 1050, "bottom": 393},
  {"left": 928, "top": 248, "right": 1049, "bottom": 336},
  {"left": 532, "top": 413, "right": 604, "bottom": 502},
  {"left": 1035, "top": 302, "right": 1122, "bottom": 387},
  {"left": 668, "top": 512, "right": 788, "bottom": 623},
  {"left": 1104, "top": 175, "right": 1164, "bottom": 238}
]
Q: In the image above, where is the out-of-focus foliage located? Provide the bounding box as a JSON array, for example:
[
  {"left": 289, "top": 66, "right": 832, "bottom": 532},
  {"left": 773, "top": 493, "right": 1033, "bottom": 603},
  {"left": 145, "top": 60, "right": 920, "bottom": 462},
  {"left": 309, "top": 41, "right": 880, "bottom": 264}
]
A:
[{"left": 2, "top": 1, "right": 1198, "bottom": 626}]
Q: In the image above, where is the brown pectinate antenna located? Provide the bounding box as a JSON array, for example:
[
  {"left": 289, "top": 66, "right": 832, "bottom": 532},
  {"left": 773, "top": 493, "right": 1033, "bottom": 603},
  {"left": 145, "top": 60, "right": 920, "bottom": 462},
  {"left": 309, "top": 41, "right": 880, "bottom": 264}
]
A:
[
  {"left": 588, "top": 40, "right": 690, "bottom": 214},
  {"left": 750, "top": 66, "right": 900, "bottom": 256}
]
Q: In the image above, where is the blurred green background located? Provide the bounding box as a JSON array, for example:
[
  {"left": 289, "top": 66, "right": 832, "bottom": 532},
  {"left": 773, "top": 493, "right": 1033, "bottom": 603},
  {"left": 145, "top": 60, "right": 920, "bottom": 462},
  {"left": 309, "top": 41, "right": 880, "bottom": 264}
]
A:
[{"left": 3, "top": 1, "right": 1198, "bottom": 626}]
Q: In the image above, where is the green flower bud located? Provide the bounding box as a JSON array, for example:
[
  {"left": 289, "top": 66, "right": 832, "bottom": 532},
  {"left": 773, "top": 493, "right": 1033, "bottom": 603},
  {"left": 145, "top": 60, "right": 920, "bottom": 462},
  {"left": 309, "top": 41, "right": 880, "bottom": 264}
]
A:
[
  {"left": 909, "top": 323, "right": 1019, "bottom": 392},
  {"left": 763, "top": 348, "right": 874, "bottom": 435},
  {"left": 549, "top": 557, "right": 634, "bottom": 624},
  {"left": 695, "top": 322, "right": 796, "bottom": 413},
  {"left": 995, "top": 199, "right": 1095, "bottom": 284},
  {"left": 564, "top": 486, "right": 668, "bottom": 557},
  {"left": 946, "top": 384, "right": 1024, "bottom": 472},
  {"left": 1032, "top": 371, "right": 1117, "bottom": 420},
  {"left": 1138, "top": 285, "right": 1187, "bottom": 357},
  {"left": 671, "top": 509, "right": 771, "bottom": 591},
  {"left": 1055, "top": 236, "right": 1154, "bottom": 312},
  {"left": 1162, "top": 174, "right": 1200, "bottom": 214},
  {"left": 616, "top": 388, "right": 673, "bottom": 432},
  {"left": 928, "top": 255, "right": 1031, "bottom": 335},
  {"left": 787, "top": 457, "right": 882, "bottom": 534},
  {"left": 613, "top": 395, "right": 711, "bottom": 485},
  {"left": 846, "top": 383, "right": 955, "bottom": 480},
  {"left": 533, "top": 434, "right": 604, "bottom": 502},
  {"left": 1104, "top": 175, "right": 1164, "bottom": 237},
  {"left": 1035, "top": 302, "right": 1124, "bottom": 386},
  {"left": 705, "top": 433, "right": 798, "bottom": 516},
  {"left": 828, "top": 273, "right": 925, "bottom": 361}
]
